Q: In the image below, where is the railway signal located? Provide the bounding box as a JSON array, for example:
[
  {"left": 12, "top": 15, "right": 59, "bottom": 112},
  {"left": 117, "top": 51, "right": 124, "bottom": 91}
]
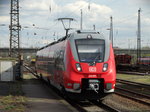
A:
[{"left": 110, "top": 16, "right": 113, "bottom": 47}]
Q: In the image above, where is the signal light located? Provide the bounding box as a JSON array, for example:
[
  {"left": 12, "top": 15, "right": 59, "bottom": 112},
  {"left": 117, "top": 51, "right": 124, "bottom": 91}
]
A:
[
  {"left": 76, "top": 63, "right": 82, "bottom": 72},
  {"left": 87, "top": 34, "right": 92, "bottom": 39},
  {"left": 103, "top": 63, "right": 108, "bottom": 72}
]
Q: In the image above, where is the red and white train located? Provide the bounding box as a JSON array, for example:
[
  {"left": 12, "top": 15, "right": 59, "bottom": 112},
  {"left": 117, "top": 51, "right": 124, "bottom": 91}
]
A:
[{"left": 36, "top": 30, "right": 116, "bottom": 100}]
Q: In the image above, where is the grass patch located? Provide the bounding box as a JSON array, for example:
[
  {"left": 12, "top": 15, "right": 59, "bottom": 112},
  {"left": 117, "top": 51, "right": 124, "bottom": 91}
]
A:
[
  {"left": 0, "top": 95, "right": 27, "bottom": 112},
  {"left": 23, "top": 73, "right": 36, "bottom": 80},
  {"left": 131, "top": 78, "right": 150, "bottom": 84},
  {"left": 0, "top": 81, "right": 28, "bottom": 112},
  {"left": 117, "top": 73, "right": 150, "bottom": 84},
  {"left": 0, "top": 57, "right": 17, "bottom": 61}
]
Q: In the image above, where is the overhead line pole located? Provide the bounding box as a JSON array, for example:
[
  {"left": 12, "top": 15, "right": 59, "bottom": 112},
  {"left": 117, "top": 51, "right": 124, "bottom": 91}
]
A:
[
  {"left": 10, "top": 0, "right": 22, "bottom": 79},
  {"left": 110, "top": 16, "right": 113, "bottom": 47},
  {"left": 80, "top": 9, "right": 83, "bottom": 30},
  {"left": 10, "top": 0, "right": 21, "bottom": 59},
  {"left": 137, "top": 8, "right": 141, "bottom": 64}
]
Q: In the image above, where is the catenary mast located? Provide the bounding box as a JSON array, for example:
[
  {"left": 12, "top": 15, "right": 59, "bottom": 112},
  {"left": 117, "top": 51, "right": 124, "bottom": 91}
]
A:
[
  {"left": 10, "top": 0, "right": 22, "bottom": 79},
  {"left": 10, "top": 0, "right": 21, "bottom": 59},
  {"left": 137, "top": 8, "right": 141, "bottom": 64}
]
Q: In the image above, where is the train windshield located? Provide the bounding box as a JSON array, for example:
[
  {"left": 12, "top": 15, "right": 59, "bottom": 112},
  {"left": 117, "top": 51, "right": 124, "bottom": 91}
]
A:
[{"left": 75, "top": 39, "right": 105, "bottom": 63}]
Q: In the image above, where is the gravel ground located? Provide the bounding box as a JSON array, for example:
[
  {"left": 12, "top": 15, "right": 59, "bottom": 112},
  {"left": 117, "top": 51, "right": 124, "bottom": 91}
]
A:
[{"left": 103, "top": 94, "right": 150, "bottom": 112}]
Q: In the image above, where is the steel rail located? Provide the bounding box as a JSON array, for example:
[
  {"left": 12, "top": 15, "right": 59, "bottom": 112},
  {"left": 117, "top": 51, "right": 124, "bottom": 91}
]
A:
[
  {"left": 115, "top": 91, "right": 150, "bottom": 106},
  {"left": 116, "top": 79, "right": 150, "bottom": 88},
  {"left": 90, "top": 100, "right": 121, "bottom": 112},
  {"left": 117, "top": 71, "right": 148, "bottom": 75},
  {"left": 23, "top": 65, "right": 39, "bottom": 78},
  {"left": 116, "top": 87, "right": 150, "bottom": 99},
  {"left": 24, "top": 65, "right": 121, "bottom": 112}
]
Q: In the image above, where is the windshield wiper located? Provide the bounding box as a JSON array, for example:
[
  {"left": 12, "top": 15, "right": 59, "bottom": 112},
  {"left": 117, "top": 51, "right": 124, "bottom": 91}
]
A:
[{"left": 89, "top": 54, "right": 100, "bottom": 66}]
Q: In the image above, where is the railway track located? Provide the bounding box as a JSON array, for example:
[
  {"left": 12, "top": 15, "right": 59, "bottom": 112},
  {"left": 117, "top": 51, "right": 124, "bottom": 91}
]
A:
[
  {"left": 116, "top": 79, "right": 150, "bottom": 88},
  {"left": 90, "top": 100, "right": 121, "bottom": 112},
  {"left": 24, "top": 65, "right": 120, "bottom": 112},
  {"left": 115, "top": 87, "right": 150, "bottom": 106},
  {"left": 116, "top": 79, "right": 150, "bottom": 106},
  {"left": 117, "top": 71, "right": 150, "bottom": 75},
  {"left": 24, "top": 65, "right": 150, "bottom": 111},
  {"left": 67, "top": 99, "right": 120, "bottom": 112},
  {"left": 23, "top": 64, "right": 38, "bottom": 77}
]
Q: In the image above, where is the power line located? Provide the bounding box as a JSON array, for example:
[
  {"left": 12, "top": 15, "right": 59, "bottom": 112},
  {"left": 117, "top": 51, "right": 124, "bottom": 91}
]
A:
[
  {"left": 63, "top": 0, "right": 92, "bottom": 18},
  {"left": 115, "top": 15, "right": 137, "bottom": 25}
]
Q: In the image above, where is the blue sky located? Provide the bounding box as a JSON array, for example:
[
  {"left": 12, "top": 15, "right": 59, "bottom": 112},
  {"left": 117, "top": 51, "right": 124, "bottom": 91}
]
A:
[{"left": 0, "top": 0, "right": 150, "bottom": 48}]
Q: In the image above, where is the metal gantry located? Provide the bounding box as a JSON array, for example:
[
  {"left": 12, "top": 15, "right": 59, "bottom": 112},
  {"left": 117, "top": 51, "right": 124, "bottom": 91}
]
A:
[{"left": 9, "top": 0, "right": 21, "bottom": 59}]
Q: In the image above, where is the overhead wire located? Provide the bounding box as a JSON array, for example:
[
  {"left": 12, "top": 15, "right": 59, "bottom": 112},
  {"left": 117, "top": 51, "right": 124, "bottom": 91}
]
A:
[
  {"left": 20, "top": 0, "right": 93, "bottom": 32},
  {"left": 19, "top": 0, "right": 150, "bottom": 48},
  {"left": 114, "top": 10, "right": 150, "bottom": 26},
  {"left": 65, "top": 0, "right": 92, "bottom": 18},
  {"left": 38, "top": 0, "right": 93, "bottom": 43}
]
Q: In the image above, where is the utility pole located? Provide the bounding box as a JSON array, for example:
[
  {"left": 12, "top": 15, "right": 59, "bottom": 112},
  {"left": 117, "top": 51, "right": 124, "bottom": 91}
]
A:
[
  {"left": 128, "top": 39, "right": 131, "bottom": 54},
  {"left": 10, "top": 0, "right": 21, "bottom": 59},
  {"left": 110, "top": 16, "right": 113, "bottom": 47},
  {"left": 10, "top": 0, "right": 22, "bottom": 79},
  {"left": 80, "top": 9, "right": 83, "bottom": 30},
  {"left": 93, "top": 24, "right": 95, "bottom": 30},
  {"left": 137, "top": 8, "right": 141, "bottom": 64}
]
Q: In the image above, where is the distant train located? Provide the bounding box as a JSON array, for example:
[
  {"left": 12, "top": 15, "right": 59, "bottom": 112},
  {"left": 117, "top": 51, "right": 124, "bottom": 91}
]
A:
[
  {"left": 36, "top": 30, "right": 116, "bottom": 100},
  {"left": 115, "top": 54, "right": 150, "bottom": 71},
  {"left": 30, "top": 58, "right": 36, "bottom": 66},
  {"left": 115, "top": 54, "right": 132, "bottom": 65},
  {"left": 115, "top": 54, "right": 132, "bottom": 71},
  {"left": 137, "top": 57, "right": 150, "bottom": 65}
]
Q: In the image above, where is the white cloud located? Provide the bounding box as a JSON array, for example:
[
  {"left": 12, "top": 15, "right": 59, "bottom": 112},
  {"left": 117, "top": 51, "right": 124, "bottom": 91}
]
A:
[
  {"left": 143, "top": 17, "right": 150, "bottom": 23},
  {"left": 87, "top": 3, "right": 112, "bottom": 22},
  {"left": 0, "top": 0, "right": 150, "bottom": 48},
  {"left": 19, "top": 0, "right": 113, "bottom": 37},
  {"left": 0, "top": 16, "right": 9, "bottom": 23},
  {"left": 21, "top": 0, "right": 49, "bottom": 10},
  {"left": 62, "top": 1, "right": 112, "bottom": 18},
  {"left": 53, "top": 0, "right": 113, "bottom": 31},
  {"left": 41, "top": 39, "right": 51, "bottom": 44}
]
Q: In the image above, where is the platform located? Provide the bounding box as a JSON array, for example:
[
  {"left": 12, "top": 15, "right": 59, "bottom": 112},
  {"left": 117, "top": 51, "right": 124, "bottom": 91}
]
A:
[{"left": 22, "top": 74, "right": 77, "bottom": 112}]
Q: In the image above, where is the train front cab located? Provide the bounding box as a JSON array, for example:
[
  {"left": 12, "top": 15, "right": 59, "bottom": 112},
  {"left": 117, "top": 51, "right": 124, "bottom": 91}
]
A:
[{"left": 63, "top": 31, "right": 116, "bottom": 100}]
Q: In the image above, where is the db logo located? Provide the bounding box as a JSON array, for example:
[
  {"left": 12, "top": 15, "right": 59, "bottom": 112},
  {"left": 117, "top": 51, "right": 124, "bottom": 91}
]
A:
[{"left": 89, "top": 67, "right": 97, "bottom": 72}]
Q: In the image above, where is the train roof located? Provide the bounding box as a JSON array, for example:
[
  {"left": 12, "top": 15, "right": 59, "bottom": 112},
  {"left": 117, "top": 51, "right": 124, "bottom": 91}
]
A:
[
  {"left": 38, "top": 30, "right": 102, "bottom": 50},
  {"left": 76, "top": 30, "right": 100, "bottom": 34}
]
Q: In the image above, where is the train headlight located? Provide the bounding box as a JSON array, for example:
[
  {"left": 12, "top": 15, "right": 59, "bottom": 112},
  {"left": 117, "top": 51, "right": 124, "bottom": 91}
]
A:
[
  {"left": 103, "top": 63, "right": 108, "bottom": 72},
  {"left": 76, "top": 63, "right": 82, "bottom": 72}
]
